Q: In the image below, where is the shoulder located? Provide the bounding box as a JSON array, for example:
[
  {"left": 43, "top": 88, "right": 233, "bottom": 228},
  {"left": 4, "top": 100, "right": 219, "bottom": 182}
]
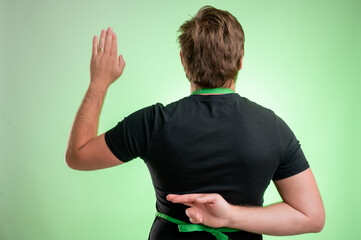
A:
[
  {"left": 239, "top": 96, "right": 278, "bottom": 122},
  {"left": 126, "top": 102, "right": 166, "bottom": 119},
  {"left": 150, "top": 96, "right": 193, "bottom": 119},
  {"left": 244, "top": 98, "right": 293, "bottom": 138},
  {"left": 122, "top": 98, "right": 187, "bottom": 129},
  {"left": 241, "top": 96, "right": 272, "bottom": 112}
]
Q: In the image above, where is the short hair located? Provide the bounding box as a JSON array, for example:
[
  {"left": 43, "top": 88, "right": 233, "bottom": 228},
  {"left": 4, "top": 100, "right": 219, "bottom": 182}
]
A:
[{"left": 177, "top": 5, "right": 245, "bottom": 88}]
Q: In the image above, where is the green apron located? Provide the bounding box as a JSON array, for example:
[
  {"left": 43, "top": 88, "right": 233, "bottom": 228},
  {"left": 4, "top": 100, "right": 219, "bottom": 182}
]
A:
[{"left": 155, "top": 211, "right": 240, "bottom": 240}]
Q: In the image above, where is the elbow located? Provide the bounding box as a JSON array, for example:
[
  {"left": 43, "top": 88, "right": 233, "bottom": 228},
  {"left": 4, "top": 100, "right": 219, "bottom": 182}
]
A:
[
  {"left": 309, "top": 210, "right": 325, "bottom": 233},
  {"left": 65, "top": 149, "right": 82, "bottom": 170},
  {"left": 65, "top": 150, "right": 76, "bottom": 169},
  {"left": 312, "top": 215, "right": 325, "bottom": 233}
]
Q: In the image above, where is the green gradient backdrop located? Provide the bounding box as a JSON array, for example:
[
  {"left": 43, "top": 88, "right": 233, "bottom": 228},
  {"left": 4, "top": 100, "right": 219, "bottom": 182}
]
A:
[{"left": 1, "top": 0, "right": 360, "bottom": 239}]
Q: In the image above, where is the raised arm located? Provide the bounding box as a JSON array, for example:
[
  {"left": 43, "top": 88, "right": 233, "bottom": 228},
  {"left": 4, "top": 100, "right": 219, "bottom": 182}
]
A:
[
  {"left": 167, "top": 168, "right": 325, "bottom": 235},
  {"left": 65, "top": 27, "right": 126, "bottom": 170}
]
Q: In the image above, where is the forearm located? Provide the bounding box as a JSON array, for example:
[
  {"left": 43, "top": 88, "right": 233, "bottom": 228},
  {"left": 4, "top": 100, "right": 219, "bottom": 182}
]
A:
[
  {"left": 226, "top": 201, "right": 320, "bottom": 236},
  {"left": 66, "top": 82, "right": 108, "bottom": 159}
]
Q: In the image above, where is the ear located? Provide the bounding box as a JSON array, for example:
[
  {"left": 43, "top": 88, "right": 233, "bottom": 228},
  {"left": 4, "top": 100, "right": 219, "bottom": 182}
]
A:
[
  {"left": 239, "top": 56, "right": 243, "bottom": 70},
  {"left": 180, "top": 50, "right": 184, "bottom": 66}
]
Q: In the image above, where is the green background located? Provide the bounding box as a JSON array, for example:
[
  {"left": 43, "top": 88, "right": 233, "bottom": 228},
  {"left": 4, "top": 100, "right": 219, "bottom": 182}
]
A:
[{"left": 1, "top": 0, "right": 360, "bottom": 239}]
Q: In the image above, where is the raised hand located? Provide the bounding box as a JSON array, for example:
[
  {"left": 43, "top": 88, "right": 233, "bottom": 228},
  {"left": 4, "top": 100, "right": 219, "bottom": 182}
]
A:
[
  {"left": 167, "top": 193, "right": 233, "bottom": 228},
  {"left": 90, "top": 27, "right": 125, "bottom": 89}
]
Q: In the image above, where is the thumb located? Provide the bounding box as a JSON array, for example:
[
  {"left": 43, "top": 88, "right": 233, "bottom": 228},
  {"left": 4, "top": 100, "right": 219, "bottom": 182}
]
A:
[
  {"left": 186, "top": 208, "right": 202, "bottom": 224},
  {"left": 118, "top": 54, "right": 125, "bottom": 66}
]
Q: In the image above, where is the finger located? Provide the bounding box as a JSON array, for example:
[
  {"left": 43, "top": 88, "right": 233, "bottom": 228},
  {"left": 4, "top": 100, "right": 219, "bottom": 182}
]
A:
[
  {"left": 111, "top": 32, "right": 117, "bottom": 58},
  {"left": 104, "top": 27, "right": 113, "bottom": 55},
  {"left": 167, "top": 194, "right": 205, "bottom": 204},
  {"left": 99, "top": 29, "right": 106, "bottom": 52},
  {"left": 92, "top": 35, "right": 98, "bottom": 57},
  {"left": 166, "top": 194, "right": 177, "bottom": 201},
  {"left": 166, "top": 195, "right": 194, "bottom": 207},
  {"left": 194, "top": 194, "right": 217, "bottom": 204}
]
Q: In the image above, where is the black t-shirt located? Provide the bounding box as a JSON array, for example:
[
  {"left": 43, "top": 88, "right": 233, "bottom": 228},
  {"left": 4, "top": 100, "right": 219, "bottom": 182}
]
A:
[{"left": 105, "top": 93, "right": 310, "bottom": 240}]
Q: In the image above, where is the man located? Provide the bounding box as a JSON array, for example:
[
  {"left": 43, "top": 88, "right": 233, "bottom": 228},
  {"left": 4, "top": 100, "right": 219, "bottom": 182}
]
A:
[{"left": 66, "top": 5, "right": 325, "bottom": 240}]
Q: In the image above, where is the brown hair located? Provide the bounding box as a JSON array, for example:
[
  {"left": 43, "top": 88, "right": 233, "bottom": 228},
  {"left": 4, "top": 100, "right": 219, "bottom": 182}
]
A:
[{"left": 177, "top": 5, "right": 245, "bottom": 88}]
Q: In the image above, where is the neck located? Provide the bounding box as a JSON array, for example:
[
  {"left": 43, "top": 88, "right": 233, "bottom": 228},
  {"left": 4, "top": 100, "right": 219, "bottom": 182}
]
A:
[{"left": 190, "top": 81, "right": 236, "bottom": 95}]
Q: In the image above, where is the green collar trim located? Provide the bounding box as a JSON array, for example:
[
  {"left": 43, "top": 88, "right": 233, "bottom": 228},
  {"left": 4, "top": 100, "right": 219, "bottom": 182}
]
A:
[
  {"left": 191, "top": 88, "right": 235, "bottom": 95},
  {"left": 155, "top": 211, "right": 239, "bottom": 240}
]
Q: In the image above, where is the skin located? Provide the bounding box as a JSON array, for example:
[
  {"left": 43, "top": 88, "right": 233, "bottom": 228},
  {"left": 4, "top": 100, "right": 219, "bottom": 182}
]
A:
[
  {"left": 66, "top": 27, "right": 325, "bottom": 235},
  {"left": 65, "top": 27, "right": 125, "bottom": 170}
]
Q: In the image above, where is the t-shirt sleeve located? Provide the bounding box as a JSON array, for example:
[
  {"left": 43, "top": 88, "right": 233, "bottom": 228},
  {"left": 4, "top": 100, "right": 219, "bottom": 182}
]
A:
[
  {"left": 104, "top": 104, "right": 160, "bottom": 162},
  {"left": 272, "top": 115, "right": 310, "bottom": 181}
]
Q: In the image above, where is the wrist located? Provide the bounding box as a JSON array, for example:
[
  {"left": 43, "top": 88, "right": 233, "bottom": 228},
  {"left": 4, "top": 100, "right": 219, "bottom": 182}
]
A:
[
  {"left": 89, "top": 81, "right": 109, "bottom": 93},
  {"left": 225, "top": 204, "right": 243, "bottom": 229}
]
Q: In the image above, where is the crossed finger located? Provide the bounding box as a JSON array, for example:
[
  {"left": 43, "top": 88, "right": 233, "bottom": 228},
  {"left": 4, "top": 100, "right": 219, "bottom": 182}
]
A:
[
  {"left": 167, "top": 194, "right": 204, "bottom": 203},
  {"left": 167, "top": 193, "right": 218, "bottom": 205}
]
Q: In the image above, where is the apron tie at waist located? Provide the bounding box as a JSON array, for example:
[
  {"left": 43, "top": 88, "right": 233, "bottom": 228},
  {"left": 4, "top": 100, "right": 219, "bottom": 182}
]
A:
[{"left": 155, "top": 211, "right": 239, "bottom": 240}]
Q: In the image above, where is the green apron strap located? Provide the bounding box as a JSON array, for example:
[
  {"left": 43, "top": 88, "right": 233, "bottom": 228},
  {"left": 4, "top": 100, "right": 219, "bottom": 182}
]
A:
[
  {"left": 155, "top": 211, "right": 239, "bottom": 240},
  {"left": 191, "top": 88, "right": 235, "bottom": 95}
]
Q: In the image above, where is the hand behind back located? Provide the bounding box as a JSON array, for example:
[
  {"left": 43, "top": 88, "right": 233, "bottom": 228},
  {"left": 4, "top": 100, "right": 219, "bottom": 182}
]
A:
[{"left": 167, "top": 193, "right": 233, "bottom": 228}]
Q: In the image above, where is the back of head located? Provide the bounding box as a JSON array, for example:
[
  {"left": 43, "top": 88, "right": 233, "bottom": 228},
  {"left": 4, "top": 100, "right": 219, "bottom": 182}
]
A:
[{"left": 178, "top": 5, "right": 245, "bottom": 88}]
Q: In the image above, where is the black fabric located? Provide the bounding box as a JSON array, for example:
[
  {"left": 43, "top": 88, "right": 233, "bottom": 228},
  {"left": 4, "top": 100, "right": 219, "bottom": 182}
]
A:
[{"left": 105, "top": 93, "right": 310, "bottom": 240}]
